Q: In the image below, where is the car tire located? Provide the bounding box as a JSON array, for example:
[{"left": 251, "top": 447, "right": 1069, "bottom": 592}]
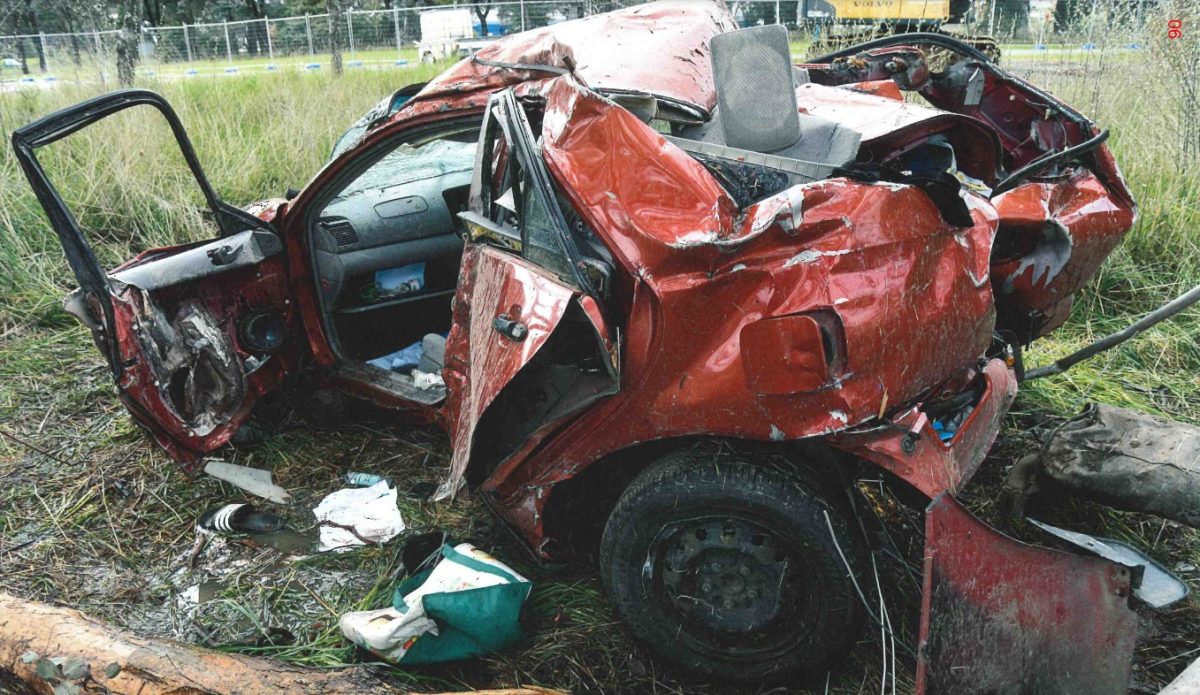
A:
[{"left": 598, "top": 447, "right": 865, "bottom": 682}]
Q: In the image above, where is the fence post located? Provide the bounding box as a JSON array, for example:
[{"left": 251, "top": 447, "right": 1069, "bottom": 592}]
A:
[
  {"left": 776, "top": 0, "right": 781, "bottom": 25},
  {"left": 305, "top": 14, "right": 314, "bottom": 56},
  {"left": 520, "top": 0, "right": 527, "bottom": 31},
  {"left": 93, "top": 29, "right": 105, "bottom": 84},
  {"left": 38, "top": 32, "right": 48, "bottom": 72},
  {"left": 265, "top": 18, "right": 273, "bottom": 60},
  {"left": 347, "top": 9, "right": 355, "bottom": 59},
  {"left": 393, "top": 6, "right": 402, "bottom": 57},
  {"left": 183, "top": 23, "right": 192, "bottom": 63},
  {"left": 223, "top": 21, "right": 233, "bottom": 63}
]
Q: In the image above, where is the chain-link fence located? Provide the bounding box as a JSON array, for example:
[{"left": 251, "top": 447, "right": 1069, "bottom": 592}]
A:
[
  {"left": 0, "top": 0, "right": 1155, "bottom": 86},
  {"left": 0, "top": 1, "right": 667, "bottom": 85}
]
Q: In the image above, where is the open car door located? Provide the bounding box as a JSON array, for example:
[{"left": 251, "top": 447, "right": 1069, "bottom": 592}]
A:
[
  {"left": 12, "top": 90, "right": 298, "bottom": 467},
  {"left": 437, "top": 89, "right": 620, "bottom": 499}
]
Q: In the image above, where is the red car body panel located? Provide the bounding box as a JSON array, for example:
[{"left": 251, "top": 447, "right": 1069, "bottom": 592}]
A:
[
  {"left": 477, "top": 77, "right": 1003, "bottom": 551},
  {"left": 439, "top": 244, "right": 578, "bottom": 497},
  {"left": 103, "top": 246, "right": 296, "bottom": 466},
  {"left": 918, "top": 495, "right": 1138, "bottom": 693},
  {"left": 408, "top": 0, "right": 735, "bottom": 118},
  {"left": 991, "top": 171, "right": 1137, "bottom": 339},
  {"left": 830, "top": 359, "right": 1018, "bottom": 498}
]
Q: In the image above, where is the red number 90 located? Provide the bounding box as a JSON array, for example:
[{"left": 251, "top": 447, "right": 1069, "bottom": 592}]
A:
[{"left": 1168, "top": 18, "right": 1183, "bottom": 39}]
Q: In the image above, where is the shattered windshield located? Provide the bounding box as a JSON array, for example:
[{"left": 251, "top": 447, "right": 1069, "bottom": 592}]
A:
[{"left": 336, "top": 139, "right": 477, "bottom": 199}]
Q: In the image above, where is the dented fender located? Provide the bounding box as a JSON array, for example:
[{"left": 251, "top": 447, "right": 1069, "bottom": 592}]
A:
[{"left": 918, "top": 495, "right": 1138, "bottom": 694}]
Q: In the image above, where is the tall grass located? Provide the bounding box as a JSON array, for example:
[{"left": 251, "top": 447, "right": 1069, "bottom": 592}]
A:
[{"left": 998, "top": 1, "right": 1200, "bottom": 423}]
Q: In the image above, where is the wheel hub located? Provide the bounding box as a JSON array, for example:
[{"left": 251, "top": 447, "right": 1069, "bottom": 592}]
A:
[{"left": 657, "top": 517, "right": 794, "bottom": 634}]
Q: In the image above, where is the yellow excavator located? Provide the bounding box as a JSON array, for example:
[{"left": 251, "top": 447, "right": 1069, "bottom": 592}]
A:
[{"left": 802, "top": 0, "right": 1000, "bottom": 61}]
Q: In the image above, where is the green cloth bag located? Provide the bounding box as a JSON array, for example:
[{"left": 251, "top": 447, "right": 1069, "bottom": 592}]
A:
[{"left": 390, "top": 543, "right": 531, "bottom": 665}]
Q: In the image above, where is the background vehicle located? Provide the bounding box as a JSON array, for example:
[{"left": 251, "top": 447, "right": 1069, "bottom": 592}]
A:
[
  {"left": 802, "top": 0, "right": 1000, "bottom": 59},
  {"left": 12, "top": 2, "right": 1140, "bottom": 689}
]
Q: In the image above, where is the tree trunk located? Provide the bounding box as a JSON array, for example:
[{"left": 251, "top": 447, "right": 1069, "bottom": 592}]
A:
[
  {"left": 474, "top": 5, "right": 490, "bottom": 36},
  {"left": 328, "top": 0, "right": 343, "bottom": 76},
  {"left": 23, "top": 0, "right": 46, "bottom": 72},
  {"left": 16, "top": 40, "right": 29, "bottom": 75},
  {"left": 115, "top": 0, "right": 140, "bottom": 87},
  {"left": 0, "top": 592, "right": 563, "bottom": 695}
]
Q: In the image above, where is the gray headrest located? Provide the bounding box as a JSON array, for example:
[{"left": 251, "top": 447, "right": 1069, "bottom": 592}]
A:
[{"left": 710, "top": 25, "right": 800, "bottom": 153}]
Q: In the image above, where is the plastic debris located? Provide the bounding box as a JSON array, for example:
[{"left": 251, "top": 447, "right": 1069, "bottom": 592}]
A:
[
  {"left": 203, "top": 461, "right": 290, "bottom": 504},
  {"left": 313, "top": 481, "right": 405, "bottom": 552},
  {"left": 339, "top": 543, "right": 531, "bottom": 664},
  {"left": 367, "top": 340, "right": 424, "bottom": 372},
  {"left": 345, "top": 471, "right": 394, "bottom": 488}
]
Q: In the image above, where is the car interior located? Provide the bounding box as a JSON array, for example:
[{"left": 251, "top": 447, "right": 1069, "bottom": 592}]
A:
[
  {"left": 304, "top": 24, "right": 868, "bottom": 406},
  {"left": 310, "top": 122, "right": 480, "bottom": 402}
]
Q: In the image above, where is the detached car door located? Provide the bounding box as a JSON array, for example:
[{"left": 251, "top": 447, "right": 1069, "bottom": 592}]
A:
[
  {"left": 12, "top": 90, "right": 298, "bottom": 466},
  {"left": 438, "top": 89, "right": 620, "bottom": 498}
]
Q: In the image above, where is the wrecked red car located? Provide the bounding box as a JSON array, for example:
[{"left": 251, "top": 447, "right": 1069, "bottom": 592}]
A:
[{"left": 13, "top": 1, "right": 1144, "bottom": 689}]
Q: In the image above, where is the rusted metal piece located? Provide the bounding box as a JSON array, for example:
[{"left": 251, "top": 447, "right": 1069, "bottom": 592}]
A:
[{"left": 917, "top": 495, "right": 1138, "bottom": 694}]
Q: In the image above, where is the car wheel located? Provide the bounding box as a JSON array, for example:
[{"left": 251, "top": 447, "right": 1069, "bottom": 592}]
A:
[{"left": 599, "top": 448, "right": 865, "bottom": 682}]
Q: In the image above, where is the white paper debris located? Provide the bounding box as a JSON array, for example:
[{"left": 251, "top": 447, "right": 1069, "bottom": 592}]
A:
[
  {"left": 412, "top": 369, "right": 445, "bottom": 390},
  {"left": 204, "top": 461, "right": 290, "bottom": 504},
  {"left": 313, "top": 481, "right": 405, "bottom": 552}
]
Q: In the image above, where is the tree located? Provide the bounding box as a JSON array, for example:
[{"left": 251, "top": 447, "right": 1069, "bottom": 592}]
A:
[
  {"left": 327, "top": 0, "right": 341, "bottom": 75},
  {"left": 472, "top": 2, "right": 489, "bottom": 37},
  {"left": 116, "top": 0, "right": 140, "bottom": 85},
  {"left": 243, "top": 0, "right": 267, "bottom": 56}
]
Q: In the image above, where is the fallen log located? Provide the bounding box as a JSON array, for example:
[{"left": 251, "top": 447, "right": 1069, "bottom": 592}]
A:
[{"left": 0, "top": 592, "right": 559, "bottom": 695}]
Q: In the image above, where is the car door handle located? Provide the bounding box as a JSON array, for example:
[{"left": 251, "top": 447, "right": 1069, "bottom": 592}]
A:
[
  {"left": 493, "top": 315, "right": 528, "bottom": 342},
  {"left": 207, "top": 242, "right": 243, "bottom": 266}
]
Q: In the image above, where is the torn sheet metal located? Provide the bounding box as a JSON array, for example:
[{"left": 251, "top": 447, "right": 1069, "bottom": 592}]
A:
[
  {"left": 830, "top": 359, "right": 1017, "bottom": 498},
  {"left": 437, "top": 244, "right": 575, "bottom": 500},
  {"left": 991, "top": 173, "right": 1135, "bottom": 341},
  {"left": 918, "top": 495, "right": 1137, "bottom": 695},
  {"left": 204, "top": 461, "right": 290, "bottom": 505},
  {"left": 312, "top": 481, "right": 405, "bottom": 552},
  {"left": 1034, "top": 404, "right": 1200, "bottom": 527},
  {"left": 1028, "top": 518, "right": 1189, "bottom": 608}
]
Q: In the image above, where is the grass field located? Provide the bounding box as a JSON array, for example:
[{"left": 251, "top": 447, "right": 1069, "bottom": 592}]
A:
[{"left": 1, "top": 23, "right": 1199, "bottom": 694}]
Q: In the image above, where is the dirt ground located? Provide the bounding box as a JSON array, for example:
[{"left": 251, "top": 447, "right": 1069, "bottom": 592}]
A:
[{"left": 1, "top": 324, "right": 1197, "bottom": 694}]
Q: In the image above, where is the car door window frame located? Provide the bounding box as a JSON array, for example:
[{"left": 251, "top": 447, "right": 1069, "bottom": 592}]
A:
[
  {"left": 11, "top": 88, "right": 274, "bottom": 377},
  {"left": 466, "top": 89, "right": 598, "bottom": 297}
]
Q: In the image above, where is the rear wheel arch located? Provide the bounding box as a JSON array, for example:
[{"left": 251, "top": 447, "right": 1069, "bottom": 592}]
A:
[{"left": 539, "top": 435, "right": 855, "bottom": 560}]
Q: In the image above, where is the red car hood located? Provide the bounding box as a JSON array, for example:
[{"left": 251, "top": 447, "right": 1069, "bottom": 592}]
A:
[{"left": 407, "top": 0, "right": 735, "bottom": 117}]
